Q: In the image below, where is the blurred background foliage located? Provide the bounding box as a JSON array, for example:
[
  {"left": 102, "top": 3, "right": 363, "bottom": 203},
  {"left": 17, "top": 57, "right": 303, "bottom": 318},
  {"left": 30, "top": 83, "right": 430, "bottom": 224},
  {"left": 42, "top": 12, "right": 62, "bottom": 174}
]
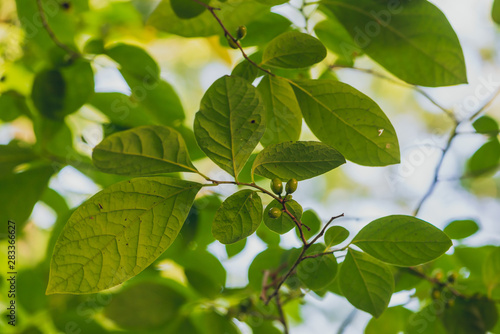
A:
[{"left": 0, "top": 0, "right": 500, "bottom": 333}]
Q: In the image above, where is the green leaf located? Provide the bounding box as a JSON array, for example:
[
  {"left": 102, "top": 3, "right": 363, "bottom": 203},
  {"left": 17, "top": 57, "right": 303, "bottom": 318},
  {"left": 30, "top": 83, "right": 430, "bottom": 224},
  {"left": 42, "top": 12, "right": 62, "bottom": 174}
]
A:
[
  {"left": 0, "top": 90, "right": 30, "bottom": 122},
  {"left": 493, "top": 0, "right": 500, "bottom": 24},
  {"left": 252, "top": 141, "right": 345, "bottom": 181},
  {"left": 179, "top": 249, "right": 226, "bottom": 298},
  {"left": 352, "top": 215, "right": 453, "bottom": 266},
  {"left": 248, "top": 246, "right": 285, "bottom": 290},
  {"left": 194, "top": 75, "right": 265, "bottom": 178},
  {"left": 441, "top": 296, "right": 498, "bottom": 334},
  {"left": 473, "top": 115, "right": 499, "bottom": 135},
  {"left": 170, "top": 0, "right": 209, "bottom": 19},
  {"left": 240, "top": 12, "right": 291, "bottom": 47},
  {"left": 324, "top": 225, "right": 349, "bottom": 248},
  {"left": 226, "top": 238, "right": 247, "bottom": 258},
  {"left": 149, "top": 0, "right": 269, "bottom": 38},
  {"left": 212, "top": 190, "right": 263, "bottom": 244},
  {"left": 255, "top": 0, "right": 288, "bottom": 5},
  {"left": 257, "top": 75, "right": 302, "bottom": 147},
  {"left": 32, "top": 61, "right": 95, "bottom": 119},
  {"left": 296, "top": 210, "right": 322, "bottom": 241},
  {"left": 297, "top": 244, "right": 338, "bottom": 290},
  {"left": 292, "top": 79, "right": 400, "bottom": 166},
  {"left": 232, "top": 52, "right": 262, "bottom": 83},
  {"left": 339, "top": 249, "right": 394, "bottom": 318},
  {"left": 106, "top": 43, "right": 160, "bottom": 82},
  {"left": 0, "top": 165, "right": 54, "bottom": 231},
  {"left": 264, "top": 199, "right": 302, "bottom": 234},
  {"left": 93, "top": 125, "right": 198, "bottom": 176},
  {"left": 46, "top": 177, "right": 202, "bottom": 294},
  {"left": 323, "top": 0, "right": 467, "bottom": 87},
  {"left": 0, "top": 142, "right": 38, "bottom": 175},
  {"left": 314, "top": 18, "right": 360, "bottom": 66},
  {"left": 483, "top": 247, "right": 500, "bottom": 297},
  {"left": 104, "top": 281, "right": 186, "bottom": 330},
  {"left": 443, "top": 219, "right": 479, "bottom": 240},
  {"left": 467, "top": 138, "right": 500, "bottom": 176},
  {"left": 406, "top": 305, "right": 446, "bottom": 334},
  {"left": 262, "top": 31, "right": 327, "bottom": 68},
  {"left": 365, "top": 306, "right": 413, "bottom": 334},
  {"left": 192, "top": 310, "right": 240, "bottom": 334},
  {"left": 256, "top": 223, "right": 280, "bottom": 246}
]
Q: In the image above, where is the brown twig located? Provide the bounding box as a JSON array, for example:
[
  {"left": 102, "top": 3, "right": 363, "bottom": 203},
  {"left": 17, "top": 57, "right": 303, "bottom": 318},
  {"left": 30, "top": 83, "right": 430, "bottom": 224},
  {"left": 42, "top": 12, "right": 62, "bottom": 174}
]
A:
[
  {"left": 406, "top": 267, "right": 465, "bottom": 297},
  {"left": 190, "top": 0, "right": 274, "bottom": 77},
  {"left": 35, "top": 0, "right": 80, "bottom": 59},
  {"left": 275, "top": 292, "right": 289, "bottom": 334}
]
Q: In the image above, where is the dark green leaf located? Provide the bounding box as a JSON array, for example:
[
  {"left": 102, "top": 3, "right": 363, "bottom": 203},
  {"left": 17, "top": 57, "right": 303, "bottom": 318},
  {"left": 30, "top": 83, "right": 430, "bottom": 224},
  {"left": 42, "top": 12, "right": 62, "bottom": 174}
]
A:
[
  {"left": 171, "top": 0, "right": 209, "bottom": 19},
  {"left": 0, "top": 142, "right": 38, "bottom": 175},
  {"left": 264, "top": 199, "right": 302, "bottom": 234},
  {"left": 406, "top": 305, "right": 446, "bottom": 334},
  {"left": 483, "top": 247, "right": 500, "bottom": 297},
  {"left": 0, "top": 90, "right": 30, "bottom": 122},
  {"left": 324, "top": 225, "right": 349, "bottom": 248},
  {"left": 441, "top": 296, "right": 498, "bottom": 334},
  {"left": 252, "top": 141, "right": 345, "bottom": 181},
  {"left": 257, "top": 75, "right": 302, "bottom": 147},
  {"left": 262, "top": 31, "right": 327, "bottom": 68},
  {"left": 323, "top": 0, "right": 467, "bottom": 87},
  {"left": 297, "top": 244, "right": 338, "bottom": 290},
  {"left": 365, "top": 306, "right": 413, "bottom": 334},
  {"left": 47, "top": 177, "right": 202, "bottom": 294},
  {"left": 443, "top": 219, "right": 479, "bottom": 240},
  {"left": 106, "top": 43, "right": 160, "bottom": 82},
  {"left": 292, "top": 79, "right": 400, "bottom": 166},
  {"left": 473, "top": 115, "right": 499, "bottom": 135},
  {"left": 180, "top": 250, "right": 226, "bottom": 297},
  {"left": 89, "top": 92, "right": 154, "bottom": 127},
  {"left": 93, "top": 125, "right": 198, "bottom": 176},
  {"left": 194, "top": 75, "right": 265, "bottom": 178},
  {"left": 339, "top": 249, "right": 394, "bottom": 318},
  {"left": 352, "top": 215, "right": 452, "bottom": 266},
  {"left": 212, "top": 190, "right": 263, "bottom": 244},
  {"left": 255, "top": 0, "right": 288, "bottom": 5},
  {"left": 493, "top": 0, "right": 500, "bottom": 24}
]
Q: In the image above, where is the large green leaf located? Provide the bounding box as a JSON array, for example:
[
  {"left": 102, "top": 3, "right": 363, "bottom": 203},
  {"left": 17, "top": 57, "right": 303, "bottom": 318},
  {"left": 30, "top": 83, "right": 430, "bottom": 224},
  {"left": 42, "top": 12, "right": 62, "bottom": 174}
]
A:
[
  {"left": 93, "top": 125, "right": 198, "bottom": 176},
  {"left": 194, "top": 75, "right": 265, "bottom": 178},
  {"left": 292, "top": 79, "right": 400, "bottom": 166},
  {"left": 297, "top": 244, "right": 338, "bottom": 290},
  {"left": 212, "top": 190, "right": 263, "bottom": 244},
  {"left": 262, "top": 31, "right": 327, "bottom": 68},
  {"left": 322, "top": 0, "right": 467, "bottom": 87},
  {"left": 263, "top": 199, "right": 302, "bottom": 234},
  {"left": 46, "top": 177, "right": 202, "bottom": 294},
  {"left": 352, "top": 215, "right": 452, "bottom": 266},
  {"left": 252, "top": 141, "right": 345, "bottom": 181},
  {"left": 339, "top": 249, "right": 394, "bottom": 318},
  {"left": 148, "top": 0, "right": 269, "bottom": 38},
  {"left": 314, "top": 17, "right": 360, "bottom": 66},
  {"left": 257, "top": 75, "right": 302, "bottom": 147}
]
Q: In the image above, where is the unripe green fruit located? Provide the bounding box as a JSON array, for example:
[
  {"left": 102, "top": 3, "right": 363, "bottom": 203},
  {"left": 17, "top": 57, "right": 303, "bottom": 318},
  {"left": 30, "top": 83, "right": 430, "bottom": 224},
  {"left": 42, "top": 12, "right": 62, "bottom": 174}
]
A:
[
  {"left": 270, "top": 178, "right": 283, "bottom": 195},
  {"left": 268, "top": 207, "right": 282, "bottom": 219},
  {"left": 284, "top": 194, "right": 292, "bottom": 201},
  {"left": 227, "top": 37, "right": 239, "bottom": 49},
  {"left": 285, "top": 178, "right": 298, "bottom": 194},
  {"left": 236, "top": 25, "right": 247, "bottom": 40}
]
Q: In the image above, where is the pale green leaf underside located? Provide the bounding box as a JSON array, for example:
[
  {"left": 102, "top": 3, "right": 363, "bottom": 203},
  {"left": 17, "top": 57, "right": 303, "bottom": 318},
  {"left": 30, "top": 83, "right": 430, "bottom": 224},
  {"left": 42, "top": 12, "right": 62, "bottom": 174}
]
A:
[
  {"left": 352, "top": 215, "right": 453, "bottom": 266},
  {"left": 257, "top": 75, "right": 302, "bottom": 147},
  {"left": 212, "top": 190, "right": 263, "bottom": 244},
  {"left": 322, "top": 0, "right": 467, "bottom": 87},
  {"left": 339, "top": 249, "right": 394, "bottom": 318},
  {"left": 46, "top": 177, "right": 201, "bottom": 294},
  {"left": 262, "top": 31, "right": 327, "bottom": 68},
  {"left": 194, "top": 75, "right": 265, "bottom": 178},
  {"left": 93, "top": 125, "right": 197, "bottom": 176},
  {"left": 252, "top": 141, "right": 345, "bottom": 181},
  {"left": 292, "top": 79, "right": 400, "bottom": 166}
]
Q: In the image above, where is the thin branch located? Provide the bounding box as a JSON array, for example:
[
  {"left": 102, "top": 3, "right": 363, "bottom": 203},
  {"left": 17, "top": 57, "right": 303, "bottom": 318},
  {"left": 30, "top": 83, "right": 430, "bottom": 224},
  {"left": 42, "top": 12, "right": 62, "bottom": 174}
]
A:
[
  {"left": 283, "top": 204, "right": 309, "bottom": 245},
  {"left": 406, "top": 267, "right": 465, "bottom": 297},
  {"left": 331, "top": 65, "right": 456, "bottom": 121},
  {"left": 191, "top": 0, "right": 274, "bottom": 77},
  {"left": 468, "top": 88, "right": 500, "bottom": 121},
  {"left": 275, "top": 292, "right": 289, "bottom": 334},
  {"left": 309, "top": 213, "right": 344, "bottom": 246},
  {"left": 336, "top": 308, "right": 358, "bottom": 334},
  {"left": 36, "top": 0, "right": 80, "bottom": 59}
]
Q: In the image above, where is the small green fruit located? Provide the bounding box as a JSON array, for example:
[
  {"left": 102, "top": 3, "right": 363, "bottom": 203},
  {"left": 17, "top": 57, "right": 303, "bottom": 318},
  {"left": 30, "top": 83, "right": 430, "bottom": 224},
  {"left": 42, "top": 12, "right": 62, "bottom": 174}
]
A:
[
  {"left": 227, "top": 36, "right": 239, "bottom": 49},
  {"left": 284, "top": 195, "right": 293, "bottom": 201},
  {"left": 236, "top": 25, "right": 247, "bottom": 40},
  {"left": 268, "top": 207, "right": 282, "bottom": 219},
  {"left": 270, "top": 178, "right": 283, "bottom": 195},
  {"left": 285, "top": 178, "right": 298, "bottom": 194}
]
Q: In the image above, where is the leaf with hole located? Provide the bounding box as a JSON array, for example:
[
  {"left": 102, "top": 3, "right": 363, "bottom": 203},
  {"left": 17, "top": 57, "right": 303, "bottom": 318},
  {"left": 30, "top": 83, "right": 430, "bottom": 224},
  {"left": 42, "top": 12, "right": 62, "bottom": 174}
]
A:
[{"left": 46, "top": 177, "right": 202, "bottom": 294}]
